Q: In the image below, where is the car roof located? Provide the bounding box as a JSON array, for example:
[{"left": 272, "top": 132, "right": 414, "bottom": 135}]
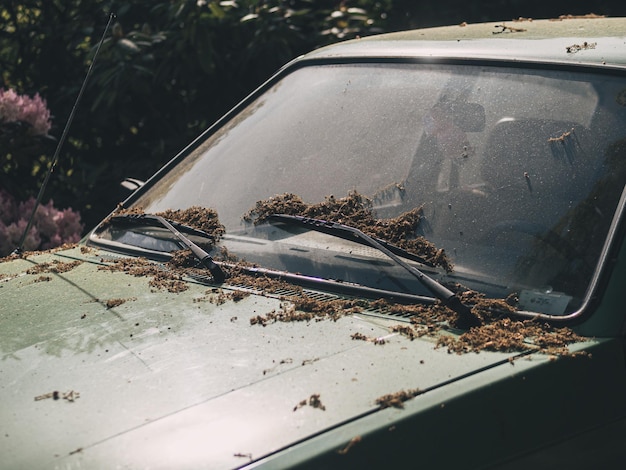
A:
[{"left": 301, "top": 17, "right": 626, "bottom": 69}]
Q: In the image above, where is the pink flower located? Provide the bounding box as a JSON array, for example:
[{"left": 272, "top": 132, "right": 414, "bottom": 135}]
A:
[
  {"left": 0, "top": 189, "right": 18, "bottom": 225},
  {"left": 0, "top": 89, "right": 21, "bottom": 122},
  {"left": 0, "top": 219, "right": 41, "bottom": 254},
  {"left": 0, "top": 88, "right": 52, "bottom": 136},
  {"left": 0, "top": 190, "right": 83, "bottom": 255}
]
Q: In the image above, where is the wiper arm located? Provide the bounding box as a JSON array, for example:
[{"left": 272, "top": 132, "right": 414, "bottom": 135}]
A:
[
  {"left": 268, "top": 214, "right": 481, "bottom": 329},
  {"left": 109, "top": 213, "right": 226, "bottom": 283}
]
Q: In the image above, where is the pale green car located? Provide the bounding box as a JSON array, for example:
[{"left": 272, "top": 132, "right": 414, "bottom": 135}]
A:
[{"left": 2, "top": 17, "right": 626, "bottom": 469}]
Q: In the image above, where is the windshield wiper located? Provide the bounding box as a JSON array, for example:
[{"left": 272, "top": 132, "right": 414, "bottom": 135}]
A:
[
  {"left": 108, "top": 213, "right": 226, "bottom": 283},
  {"left": 272, "top": 213, "right": 435, "bottom": 267},
  {"left": 268, "top": 214, "right": 481, "bottom": 329}
]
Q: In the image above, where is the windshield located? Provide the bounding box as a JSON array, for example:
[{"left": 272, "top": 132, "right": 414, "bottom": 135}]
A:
[{"left": 98, "top": 62, "right": 626, "bottom": 316}]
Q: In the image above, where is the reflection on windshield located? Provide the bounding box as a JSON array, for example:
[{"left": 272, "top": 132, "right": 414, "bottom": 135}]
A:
[{"left": 128, "top": 63, "right": 626, "bottom": 315}]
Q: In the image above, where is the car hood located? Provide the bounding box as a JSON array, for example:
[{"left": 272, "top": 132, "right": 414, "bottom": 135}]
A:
[{"left": 1, "top": 246, "right": 528, "bottom": 469}]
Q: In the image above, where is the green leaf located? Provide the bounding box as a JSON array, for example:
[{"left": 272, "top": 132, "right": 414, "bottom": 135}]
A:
[
  {"left": 208, "top": 2, "right": 226, "bottom": 19},
  {"left": 240, "top": 13, "right": 258, "bottom": 23},
  {"left": 117, "top": 38, "right": 141, "bottom": 53}
]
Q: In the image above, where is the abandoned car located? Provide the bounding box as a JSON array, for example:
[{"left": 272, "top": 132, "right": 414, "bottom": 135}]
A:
[{"left": 2, "top": 16, "right": 626, "bottom": 469}]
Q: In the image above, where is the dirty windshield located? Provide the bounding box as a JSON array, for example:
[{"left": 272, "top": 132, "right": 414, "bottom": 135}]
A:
[{"left": 116, "top": 63, "right": 626, "bottom": 316}]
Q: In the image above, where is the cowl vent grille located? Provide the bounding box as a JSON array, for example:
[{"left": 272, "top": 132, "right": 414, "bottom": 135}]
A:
[
  {"left": 96, "top": 253, "right": 414, "bottom": 323},
  {"left": 224, "top": 279, "right": 413, "bottom": 323}
]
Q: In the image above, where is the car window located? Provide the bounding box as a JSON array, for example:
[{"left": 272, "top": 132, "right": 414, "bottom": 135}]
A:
[{"left": 123, "top": 63, "right": 626, "bottom": 316}]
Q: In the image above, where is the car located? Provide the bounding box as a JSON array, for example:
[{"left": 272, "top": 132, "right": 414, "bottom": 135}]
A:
[{"left": 2, "top": 15, "right": 626, "bottom": 469}]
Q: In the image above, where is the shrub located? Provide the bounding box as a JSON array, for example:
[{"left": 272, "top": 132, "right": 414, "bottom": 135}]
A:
[
  {"left": 1, "top": 88, "right": 56, "bottom": 207},
  {"left": 0, "top": 88, "right": 81, "bottom": 256}
]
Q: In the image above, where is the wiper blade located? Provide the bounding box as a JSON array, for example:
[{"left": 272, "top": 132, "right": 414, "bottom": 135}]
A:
[
  {"left": 109, "top": 213, "right": 226, "bottom": 283},
  {"left": 271, "top": 214, "right": 434, "bottom": 266},
  {"left": 268, "top": 214, "right": 481, "bottom": 329},
  {"left": 109, "top": 214, "right": 212, "bottom": 239}
]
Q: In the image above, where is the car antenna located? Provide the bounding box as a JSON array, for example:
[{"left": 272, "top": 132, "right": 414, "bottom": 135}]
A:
[{"left": 12, "top": 12, "right": 116, "bottom": 256}]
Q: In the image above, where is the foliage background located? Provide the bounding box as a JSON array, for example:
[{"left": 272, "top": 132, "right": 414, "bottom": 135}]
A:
[{"left": 2, "top": 0, "right": 626, "bottom": 232}]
